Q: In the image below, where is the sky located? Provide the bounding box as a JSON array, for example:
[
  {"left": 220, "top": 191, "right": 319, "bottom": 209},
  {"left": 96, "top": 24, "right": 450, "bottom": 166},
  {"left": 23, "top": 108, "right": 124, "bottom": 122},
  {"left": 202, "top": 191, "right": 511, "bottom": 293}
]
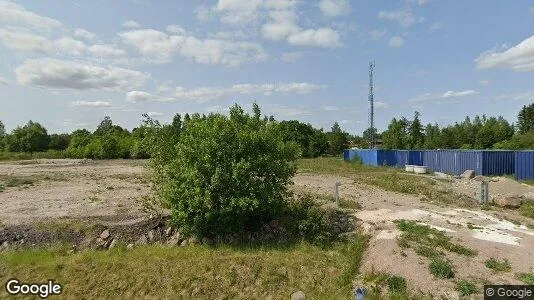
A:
[{"left": 0, "top": 0, "right": 533, "bottom": 135}]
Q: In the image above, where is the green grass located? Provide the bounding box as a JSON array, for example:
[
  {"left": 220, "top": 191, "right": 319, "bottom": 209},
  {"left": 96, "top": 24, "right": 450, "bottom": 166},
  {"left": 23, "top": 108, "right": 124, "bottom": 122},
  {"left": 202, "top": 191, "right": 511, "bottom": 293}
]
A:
[
  {"left": 516, "top": 273, "right": 534, "bottom": 285},
  {"left": 0, "top": 184, "right": 4, "bottom": 192},
  {"left": 386, "top": 275, "right": 407, "bottom": 293},
  {"left": 467, "top": 223, "right": 483, "bottom": 230},
  {"left": 395, "top": 220, "right": 477, "bottom": 258},
  {"left": 456, "top": 280, "right": 478, "bottom": 297},
  {"left": 521, "top": 180, "right": 534, "bottom": 186},
  {"left": 519, "top": 201, "right": 534, "bottom": 219},
  {"left": 485, "top": 258, "right": 512, "bottom": 273},
  {"left": 429, "top": 258, "right": 454, "bottom": 279},
  {"left": 0, "top": 237, "right": 368, "bottom": 299},
  {"left": 0, "top": 150, "right": 68, "bottom": 161}
]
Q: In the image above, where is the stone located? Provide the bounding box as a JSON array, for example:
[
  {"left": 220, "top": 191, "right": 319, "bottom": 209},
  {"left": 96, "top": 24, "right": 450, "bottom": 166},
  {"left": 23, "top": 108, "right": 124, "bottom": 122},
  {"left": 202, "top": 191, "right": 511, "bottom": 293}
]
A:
[
  {"left": 126, "top": 243, "right": 134, "bottom": 250},
  {"left": 496, "top": 195, "right": 522, "bottom": 208},
  {"left": 291, "top": 291, "right": 306, "bottom": 300},
  {"left": 165, "top": 227, "right": 173, "bottom": 237},
  {"left": 108, "top": 239, "right": 118, "bottom": 249},
  {"left": 100, "top": 229, "right": 110, "bottom": 240},
  {"left": 180, "top": 240, "right": 188, "bottom": 247},
  {"left": 461, "top": 170, "right": 475, "bottom": 179},
  {"left": 167, "top": 232, "right": 181, "bottom": 246},
  {"left": 95, "top": 237, "right": 107, "bottom": 249},
  {"left": 136, "top": 234, "right": 148, "bottom": 245},
  {"left": 188, "top": 236, "right": 198, "bottom": 245},
  {"left": 147, "top": 230, "right": 155, "bottom": 242},
  {"left": 473, "top": 175, "right": 488, "bottom": 182}
]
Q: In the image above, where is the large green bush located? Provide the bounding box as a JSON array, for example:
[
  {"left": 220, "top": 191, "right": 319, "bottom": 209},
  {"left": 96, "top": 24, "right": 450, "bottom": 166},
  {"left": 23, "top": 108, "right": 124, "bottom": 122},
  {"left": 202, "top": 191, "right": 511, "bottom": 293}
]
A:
[{"left": 150, "top": 104, "right": 299, "bottom": 237}]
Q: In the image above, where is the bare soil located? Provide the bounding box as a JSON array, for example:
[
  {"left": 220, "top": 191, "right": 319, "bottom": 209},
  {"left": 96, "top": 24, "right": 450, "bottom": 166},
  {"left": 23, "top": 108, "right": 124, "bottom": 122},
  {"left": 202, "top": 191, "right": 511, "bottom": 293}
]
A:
[{"left": 2, "top": 159, "right": 534, "bottom": 298}]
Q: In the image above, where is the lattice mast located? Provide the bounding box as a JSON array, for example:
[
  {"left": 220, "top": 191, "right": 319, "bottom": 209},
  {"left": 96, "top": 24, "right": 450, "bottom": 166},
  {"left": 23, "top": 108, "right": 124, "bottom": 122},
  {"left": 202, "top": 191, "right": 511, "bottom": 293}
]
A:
[{"left": 368, "top": 61, "right": 375, "bottom": 148}]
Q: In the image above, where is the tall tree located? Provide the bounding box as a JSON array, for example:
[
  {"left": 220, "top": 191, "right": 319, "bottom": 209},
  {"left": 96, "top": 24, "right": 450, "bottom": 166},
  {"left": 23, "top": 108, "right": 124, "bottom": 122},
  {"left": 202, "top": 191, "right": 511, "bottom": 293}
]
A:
[
  {"left": 517, "top": 102, "right": 534, "bottom": 134},
  {"left": 408, "top": 111, "right": 424, "bottom": 149},
  {"left": 6, "top": 121, "right": 50, "bottom": 152},
  {"left": 382, "top": 117, "right": 409, "bottom": 149},
  {"left": 327, "top": 122, "right": 348, "bottom": 155}
]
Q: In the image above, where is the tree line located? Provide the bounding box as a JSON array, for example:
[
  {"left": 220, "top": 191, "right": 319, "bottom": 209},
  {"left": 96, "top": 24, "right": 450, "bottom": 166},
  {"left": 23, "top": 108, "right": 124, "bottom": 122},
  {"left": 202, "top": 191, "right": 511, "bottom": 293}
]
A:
[
  {"left": 0, "top": 105, "right": 352, "bottom": 160},
  {"left": 379, "top": 102, "right": 534, "bottom": 150}
]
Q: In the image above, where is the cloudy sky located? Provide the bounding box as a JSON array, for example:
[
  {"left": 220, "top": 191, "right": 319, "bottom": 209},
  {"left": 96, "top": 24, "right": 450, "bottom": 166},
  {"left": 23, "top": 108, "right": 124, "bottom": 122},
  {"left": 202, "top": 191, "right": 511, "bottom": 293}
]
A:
[{"left": 0, "top": 0, "right": 533, "bottom": 134}]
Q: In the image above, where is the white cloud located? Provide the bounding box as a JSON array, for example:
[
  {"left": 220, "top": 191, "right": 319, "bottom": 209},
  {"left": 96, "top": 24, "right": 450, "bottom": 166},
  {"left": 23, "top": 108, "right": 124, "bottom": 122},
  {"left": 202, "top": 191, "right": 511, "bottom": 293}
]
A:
[
  {"left": 287, "top": 28, "right": 341, "bottom": 48},
  {"left": 0, "top": 76, "right": 8, "bottom": 84},
  {"left": 429, "top": 22, "right": 443, "bottom": 32},
  {"left": 319, "top": 0, "right": 350, "bottom": 18},
  {"left": 215, "top": 0, "right": 262, "bottom": 24},
  {"left": 88, "top": 44, "right": 126, "bottom": 57},
  {"left": 479, "top": 79, "right": 491, "bottom": 86},
  {"left": 375, "top": 101, "right": 389, "bottom": 109},
  {"left": 441, "top": 90, "right": 478, "bottom": 98},
  {"left": 388, "top": 36, "right": 404, "bottom": 47},
  {"left": 410, "top": 90, "right": 479, "bottom": 102},
  {"left": 408, "top": 0, "right": 429, "bottom": 5},
  {"left": 127, "top": 82, "right": 327, "bottom": 103},
  {"left": 475, "top": 35, "right": 534, "bottom": 72},
  {"left": 73, "top": 28, "right": 96, "bottom": 40},
  {"left": 320, "top": 106, "right": 340, "bottom": 111},
  {"left": 122, "top": 20, "right": 142, "bottom": 28},
  {"left": 280, "top": 51, "right": 302, "bottom": 62},
  {"left": 55, "top": 37, "right": 86, "bottom": 56},
  {"left": 267, "top": 105, "right": 313, "bottom": 116},
  {"left": 0, "top": 27, "right": 54, "bottom": 53},
  {"left": 0, "top": 0, "right": 62, "bottom": 30},
  {"left": 146, "top": 111, "right": 163, "bottom": 117},
  {"left": 166, "top": 24, "right": 186, "bottom": 34},
  {"left": 195, "top": 5, "right": 214, "bottom": 22},
  {"left": 262, "top": 10, "right": 300, "bottom": 41},
  {"left": 120, "top": 28, "right": 268, "bottom": 66},
  {"left": 15, "top": 58, "right": 149, "bottom": 91},
  {"left": 378, "top": 10, "right": 423, "bottom": 27},
  {"left": 368, "top": 29, "right": 387, "bottom": 40},
  {"left": 70, "top": 101, "right": 112, "bottom": 107}
]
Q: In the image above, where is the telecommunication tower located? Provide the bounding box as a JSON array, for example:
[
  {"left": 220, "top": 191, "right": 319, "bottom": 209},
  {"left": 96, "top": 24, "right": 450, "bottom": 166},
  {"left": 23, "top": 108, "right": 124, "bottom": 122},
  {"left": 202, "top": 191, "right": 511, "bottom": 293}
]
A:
[{"left": 368, "top": 61, "right": 375, "bottom": 148}]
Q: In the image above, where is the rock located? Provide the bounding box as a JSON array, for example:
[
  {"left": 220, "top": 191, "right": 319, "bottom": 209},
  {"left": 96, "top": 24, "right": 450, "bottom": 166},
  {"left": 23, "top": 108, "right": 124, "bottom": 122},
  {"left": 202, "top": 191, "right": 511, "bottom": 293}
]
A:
[
  {"left": 147, "top": 230, "right": 155, "bottom": 242},
  {"left": 136, "top": 234, "right": 148, "bottom": 245},
  {"left": 188, "top": 236, "right": 198, "bottom": 245},
  {"left": 165, "top": 227, "right": 173, "bottom": 237},
  {"left": 496, "top": 196, "right": 522, "bottom": 208},
  {"left": 1, "top": 241, "right": 9, "bottom": 249},
  {"left": 291, "top": 291, "right": 306, "bottom": 300},
  {"left": 108, "top": 239, "right": 118, "bottom": 249},
  {"left": 100, "top": 229, "right": 110, "bottom": 240},
  {"left": 95, "top": 238, "right": 107, "bottom": 249},
  {"left": 201, "top": 237, "right": 212, "bottom": 245},
  {"left": 180, "top": 240, "right": 188, "bottom": 247},
  {"left": 167, "top": 232, "right": 181, "bottom": 246},
  {"left": 461, "top": 170, "right": 475, "bottom": 179},
  {"left": 126, "top": 243, "right": 134, "bottom": 250}
]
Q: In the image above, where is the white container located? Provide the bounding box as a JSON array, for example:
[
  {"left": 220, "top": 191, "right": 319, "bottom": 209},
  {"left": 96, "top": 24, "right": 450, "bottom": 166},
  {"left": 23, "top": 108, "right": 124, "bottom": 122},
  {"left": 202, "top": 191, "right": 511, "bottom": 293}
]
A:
[
  {"left": 413, "top": 165, "right": 427, "bottom": 174},
  {"left": 405, "top": 165, "right": 414, "bottom": 172}
]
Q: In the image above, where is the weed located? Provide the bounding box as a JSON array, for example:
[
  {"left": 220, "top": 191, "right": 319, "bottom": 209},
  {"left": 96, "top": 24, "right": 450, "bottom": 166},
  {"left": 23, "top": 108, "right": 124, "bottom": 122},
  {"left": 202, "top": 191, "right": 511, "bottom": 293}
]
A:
[
  {"left": 516, "top": 273, "right": 534, "bottom": 285},
  {"left": 0, "top": 184, "right": 4, "bottom": 192},
  {"left": 88, "top": 196, "right": 101, "bottom": 203},
  {"left": 387, "top": 275, "right": 407, "bottom": 293},
  {"left": 467, "top": 223, "right": 483, "bottom": 230},
  {"left": 485, "top": 258, "right": 512, "bottom": 272},
  {"left": 519, "top": 201, "right": 534, "bottom": 219},
  {"left": 456, "top": 280, "right": 477, "bottom": 296},
  {"left": 338, "top": 198, "right": 361, "bottom": 209},
  {"left": 395, "top": 220, "right": 477, "bottom": 258},
  {"left": 429, "top": 258, "right": 454, "bottom": 279}
]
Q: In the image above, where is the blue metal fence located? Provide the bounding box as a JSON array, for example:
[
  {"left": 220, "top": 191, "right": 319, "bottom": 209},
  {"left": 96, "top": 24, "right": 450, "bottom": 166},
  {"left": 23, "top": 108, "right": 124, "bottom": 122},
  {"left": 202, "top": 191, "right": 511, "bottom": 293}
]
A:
[{"left": 343, "top": 149, "right": 526, "bottom": 178}]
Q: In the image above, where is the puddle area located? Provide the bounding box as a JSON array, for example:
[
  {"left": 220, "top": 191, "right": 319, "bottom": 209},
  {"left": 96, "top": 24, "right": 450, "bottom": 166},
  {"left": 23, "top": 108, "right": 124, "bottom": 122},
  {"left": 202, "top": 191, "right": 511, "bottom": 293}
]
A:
[{"left": 356, "top": 208, "right": 534, "bottom": 246}]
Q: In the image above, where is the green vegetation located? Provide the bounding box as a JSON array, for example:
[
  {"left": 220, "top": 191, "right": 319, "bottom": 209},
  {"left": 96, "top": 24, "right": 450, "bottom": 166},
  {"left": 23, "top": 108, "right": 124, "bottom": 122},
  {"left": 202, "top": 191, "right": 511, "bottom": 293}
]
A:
[
  {"left": 484, "top": 258, "right": 512, "bottom": 272},
  {"left": 386, "top": 275, "right": 407, "bottom": 293},
  {"left": 516, "top": 273, "right": 534, "bottom": 285},
  {"left": 0, "top": 239, "right": 367, "bottom": 299},
  {"left": 362, "top": 271, "right": 409, "bottom": 299},
  {"left": 395, "top": 220, "right": 477, "bottom": 258},
  {"left": 519, "top": 201, "right": 534, "bottom": 219},
  {"left": 429, "top": 258, "right": 454, "bottom": 279},
  {"left": 456, "top": 280, "right": 478, "bottom": 297},
  {"left": 467, "top": 223, "right": 483, "bottom": 230}
]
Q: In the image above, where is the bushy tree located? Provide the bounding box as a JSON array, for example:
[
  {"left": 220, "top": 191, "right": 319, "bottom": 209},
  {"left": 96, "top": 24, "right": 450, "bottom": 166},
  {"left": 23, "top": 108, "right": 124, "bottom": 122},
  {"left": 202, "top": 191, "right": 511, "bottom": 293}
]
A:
[
  {"left": 6, "top": 121, "right": 50, "bottom": 152},
  {"left": 0, "top": 120, "right": 5, "bottom": 151},
  {"left": 49, "top": 133, "right": 70, "bottom": 151},
  {"left": 517, "top": 102, "right": 534, "bottom": 134},
  {"left": 279, "top": 120, "right": 328, "bottom": 158},
  {"left": 408, "top": 111, "right": 424, "bottom": 149},
  {"left": 327, "top": 122, "right": 349, "bottom": 155},
  {"left": 150, "top": 104, "right": 299, "bottom": 237},
  {"left": 382, "top": 117, "right": 409, "bottom": 149}
]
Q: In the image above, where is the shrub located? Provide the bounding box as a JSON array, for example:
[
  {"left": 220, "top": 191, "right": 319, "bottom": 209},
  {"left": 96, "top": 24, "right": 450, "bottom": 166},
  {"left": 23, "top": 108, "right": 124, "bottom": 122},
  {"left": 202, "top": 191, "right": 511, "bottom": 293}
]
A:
[
  {"left": 429, "top": 258, "right": 454, "bottom": 279},
  {"left": 150, "top": 104, "right": 299, "bottom": 238},
  {"left": 456, "top": 280, "right": 477, "bottom": 296},
  {"left": 387, "top": 275, "right": 407, "bottom": 293},
  {"left": 485, "top": 258, "right": 511, "bottom": 272}
]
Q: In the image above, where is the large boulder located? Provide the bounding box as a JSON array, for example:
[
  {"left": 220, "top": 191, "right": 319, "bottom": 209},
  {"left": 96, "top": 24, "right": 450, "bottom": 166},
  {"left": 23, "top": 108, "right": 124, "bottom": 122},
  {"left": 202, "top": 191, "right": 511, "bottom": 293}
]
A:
[
  {"left": 461, "top": 170, "right": 475, "bottom": 179},
  {"left": 496, "top": 195, "right": 522, "bottom": 208},
  {"left": 291, "top": 291, "right": 306, "bottom": 300}
]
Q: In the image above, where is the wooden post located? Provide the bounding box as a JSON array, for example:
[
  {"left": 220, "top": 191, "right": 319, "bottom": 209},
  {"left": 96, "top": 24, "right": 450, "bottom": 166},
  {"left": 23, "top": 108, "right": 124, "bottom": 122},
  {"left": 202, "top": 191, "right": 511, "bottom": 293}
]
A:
[{"left": 335, "top": 181, "right": 341, "bottom": 206}]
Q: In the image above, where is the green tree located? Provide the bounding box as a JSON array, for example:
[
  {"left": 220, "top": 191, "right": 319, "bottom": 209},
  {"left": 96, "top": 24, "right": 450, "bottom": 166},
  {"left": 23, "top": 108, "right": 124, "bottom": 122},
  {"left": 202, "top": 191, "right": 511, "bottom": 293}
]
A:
[
  {"left": 49, "top": 133, "right": 70, "bottom": 151},
  {"left": 382, "top": 117, "right": 409, "bottom": 149},
  {"left": 0, "top": 120, "right": 5, "bottom": 151},
  {"left": 423, "top": 123, "right": 441, "bottom": 149},
  {"left": 150, "top": 104, "right": 299, "bottom": 237},
  {"left": 518, "top": 102, "right": 534, "bottom": 134},
  {"left": 408, "top": 111, "right": 424, "bottom": 149},
  {"left": 6, "top": 121, "right": 50, "bottom": 152},
  {"left": 94, "top": 116, "right": 113, "bottom": 136},
  {"left": 327, "top": 122, "right": 349, "bottom": 155}
]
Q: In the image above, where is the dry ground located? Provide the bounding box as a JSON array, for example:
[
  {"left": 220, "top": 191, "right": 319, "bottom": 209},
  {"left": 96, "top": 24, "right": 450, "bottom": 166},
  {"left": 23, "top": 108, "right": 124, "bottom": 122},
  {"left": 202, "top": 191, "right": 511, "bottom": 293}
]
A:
[{"left": 2, "top": 158, "right": 534, "bottom": 298}]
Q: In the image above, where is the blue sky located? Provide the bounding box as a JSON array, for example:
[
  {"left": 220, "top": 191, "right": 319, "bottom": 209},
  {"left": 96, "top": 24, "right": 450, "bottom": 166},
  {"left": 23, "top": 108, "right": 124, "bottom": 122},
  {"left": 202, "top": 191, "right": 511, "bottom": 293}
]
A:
[{"left": 0, "top": 0, "right": 533, "bottom": 135}]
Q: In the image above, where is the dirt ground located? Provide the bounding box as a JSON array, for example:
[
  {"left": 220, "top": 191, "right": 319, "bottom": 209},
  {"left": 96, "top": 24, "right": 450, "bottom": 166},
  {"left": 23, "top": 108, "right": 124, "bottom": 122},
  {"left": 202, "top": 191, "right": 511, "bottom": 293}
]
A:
[{"left": 2, "top": 159, "right": 534, "bottom": 298}]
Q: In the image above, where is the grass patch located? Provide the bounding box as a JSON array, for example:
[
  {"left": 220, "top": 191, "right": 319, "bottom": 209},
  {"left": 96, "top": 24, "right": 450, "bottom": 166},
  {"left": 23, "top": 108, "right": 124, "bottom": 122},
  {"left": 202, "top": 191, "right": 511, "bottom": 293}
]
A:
[
  {"left": 395, "top": 220, "right": 477, "bottom": 258},
  {"left": 521, "top": 180, "right": 534, "bottom": 186},
  {"left": 516, "top": 273, "right": 534, "bottom": 285},
  {"left": 0, "top": 237, "right": 368, "bottom": 299},
  {"left": 485, "top": 258, "right": 512, "bottom": 272},
  {"left": 338, "top": 198, "right": 361, "bottom": 209},
  {"left": 88, "top": 196, "right": 102, "bottom": 203},
  {"left": 429, "top": 258, "right": 454, "bottom": 279},
  {"left": 362, "top": 271, "right": 409, "bottom": 299},
  {"left": 0, "top": 184, "right": 4, "bottom": 192},
  {"left": 467, "top": 223, "right": 483, "bottom": 230},
  {"left": 0, "top": 174, "right": 36, "bottom": 187},
  {"left": 519, "top": 201, "right": 534, "bottom": 219},
  {"left": 456, "top": 280, "right": 478, "bottom": 297}
]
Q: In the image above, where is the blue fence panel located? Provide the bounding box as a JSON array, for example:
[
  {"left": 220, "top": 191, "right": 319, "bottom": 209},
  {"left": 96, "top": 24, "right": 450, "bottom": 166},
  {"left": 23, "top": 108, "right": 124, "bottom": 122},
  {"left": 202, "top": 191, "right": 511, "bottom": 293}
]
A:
[
  {"left": 395, "top": 150, "right": 409, "bottom": 168},
  {"left": 422, "top": 150, "right": 482, "bottom": 175},
  {"left": 377, "top": 150, "right": 396, "bottom": 166},
  {"left": 408, "top": 150, "right": 423, "bottom": 165},
  {"left": 482, "top": 151, "right": 515, "bottom": 176},
  {"left": 515, "top": 151, "right": 534, "bottom": 180}
]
